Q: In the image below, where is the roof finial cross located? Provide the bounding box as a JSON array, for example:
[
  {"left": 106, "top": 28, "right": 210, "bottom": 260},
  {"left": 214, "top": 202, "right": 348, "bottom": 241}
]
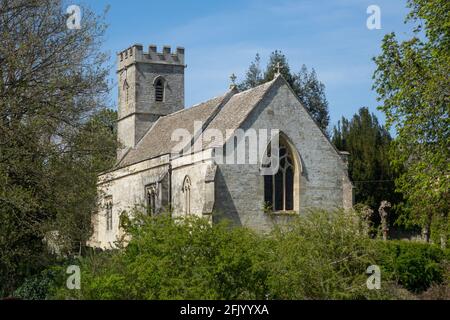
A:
[
  {"left": 275, "top": 62, "right": 282, "bottom": 77},
  {"left": 229, "top": 73, "right": 237, "bottom": 88}
]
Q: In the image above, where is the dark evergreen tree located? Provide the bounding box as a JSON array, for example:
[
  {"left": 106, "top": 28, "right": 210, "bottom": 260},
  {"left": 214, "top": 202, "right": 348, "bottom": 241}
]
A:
[
  {"left": 295, "top": 65, "right": 330, "bottom": 132},
  {"left": 239, "top": 51, "right": 330, "bottom": 133},
  {"left": 332, "top": 107, "right": 400, "bottom": 212},
  {"left": 237, "top": 53, "right": 263, "bottom": 91},
  {"left": 263, "top": 50, "right": 296, "bottom": 87}
]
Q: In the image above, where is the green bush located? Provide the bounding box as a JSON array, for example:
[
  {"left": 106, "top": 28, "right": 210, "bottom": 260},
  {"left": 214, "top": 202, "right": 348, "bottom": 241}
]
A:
[
  {"left": 13, "top": 272, "right": 53, "bottom": 300},
  {"left": 266, "top": 209, "right": 391, "bottom": 299},
  {"left": 13, "top": 265, "right": 66, "bottom": 300},
  {"left": 376, "top": 240, "right": 449, "bottom": 293},
  {"left": 51, "top": 209, "right": 448, "bottom": 300},
  {"left": 55, "top": 209, "right": 410, "bottom": 300},
  {"left": 55, "top": 213, "right": 268, "bottom": 299}
]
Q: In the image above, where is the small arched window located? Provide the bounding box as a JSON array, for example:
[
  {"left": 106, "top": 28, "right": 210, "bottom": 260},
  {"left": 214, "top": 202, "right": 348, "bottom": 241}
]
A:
[
  {"left": 146, "top": 184, "right": 157, "bottom": 215},
  {"left": 182, "top": 176, "right": 191, "bottom": 215},
  {"left": 154, "top": 78, "right": 164, "bottom": 102}
]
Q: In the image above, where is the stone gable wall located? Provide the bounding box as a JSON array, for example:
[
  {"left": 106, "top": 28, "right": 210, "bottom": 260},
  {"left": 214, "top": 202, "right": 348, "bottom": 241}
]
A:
[{"left": 214, "top": 80, "right": 353, "bottom": 232}]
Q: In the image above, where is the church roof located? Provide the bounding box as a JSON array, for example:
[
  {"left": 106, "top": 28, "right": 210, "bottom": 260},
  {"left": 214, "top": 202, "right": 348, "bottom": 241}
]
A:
[
  {"left": 116, "top": 77, "right": 278, "bottom": 168},
  {"left": 202, "top": 79, "right": 275, "bottom": 149}
]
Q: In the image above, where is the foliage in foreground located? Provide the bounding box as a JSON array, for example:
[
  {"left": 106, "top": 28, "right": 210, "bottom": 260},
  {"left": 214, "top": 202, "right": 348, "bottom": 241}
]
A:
[
  {"left": 13, "top": 264, "right": 67, "bottom": 300},
  {"left": 56, "top": 213, "right": 268, "bottom": 300},
  {"left": 376, "top": 240, "right": 449, "bottom": 293},
  {"left": 47, "top": 209, "right": 447, "bottom": 300}
]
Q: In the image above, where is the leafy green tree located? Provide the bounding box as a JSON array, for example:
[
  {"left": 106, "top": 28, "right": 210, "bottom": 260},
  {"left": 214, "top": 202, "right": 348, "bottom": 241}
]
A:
[
  {"left": 332, "top": 107, "right": 400, "bottom": 216},
  {"left": 43, "top": 109, "right": 117, "bottom": 255},
  {"left": 0, "top": 0, "right": 114, "bottom": 295},
  {"left": 373, "top": 0, "right": 449, "bottom": 245},
  {"left": 239, "top": 51, "right": 330, "bottom": 133}
]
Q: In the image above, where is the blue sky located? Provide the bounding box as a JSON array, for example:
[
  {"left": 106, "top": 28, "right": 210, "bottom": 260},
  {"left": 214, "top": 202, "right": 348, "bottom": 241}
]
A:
[{"left": 86, "top": 0, "right": 414, "bottom": 129}]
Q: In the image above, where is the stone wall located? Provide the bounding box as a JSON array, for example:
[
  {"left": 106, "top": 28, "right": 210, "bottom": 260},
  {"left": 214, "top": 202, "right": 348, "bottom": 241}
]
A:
[
  {"left": 134, "top": 63, "right": 184, "bottom": 116},
  {"left": 91, "top": 156, "right": 170, "bottom": 248},
  {"left": 91, "top": 151, "right": 217, "bottom": 248},
  {"left": 214, "top": 80, "right": 353, "bottom": 232},
  {"left": 171, "top": 150, "right": 216, "bottom": 221},
  {"left": 117, "top": 44, "right": 185, "bottom": 150},
  {"left": 91, "top": 76, "right": 354, "bottom": 246}
]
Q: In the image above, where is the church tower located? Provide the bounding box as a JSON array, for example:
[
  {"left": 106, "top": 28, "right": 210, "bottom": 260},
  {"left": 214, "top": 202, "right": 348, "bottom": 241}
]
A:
[{"left": 116, "top": 44, "right": 185, "bottom": 156}]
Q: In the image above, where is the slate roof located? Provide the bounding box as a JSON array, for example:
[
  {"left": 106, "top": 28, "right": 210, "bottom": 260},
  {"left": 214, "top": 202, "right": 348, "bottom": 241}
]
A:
[{"left": 116, "top": 77, "right": 277, "bottom": 168}]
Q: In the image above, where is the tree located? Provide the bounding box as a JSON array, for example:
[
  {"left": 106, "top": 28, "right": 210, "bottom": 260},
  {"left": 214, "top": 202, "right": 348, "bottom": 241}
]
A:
[
  {"left": 237, "top": 53, "right": 263, "bottom": 91},
  {"left": 0, "top": 0, "right": 114, "bottom": 295},
  {"left": 43, "top": 109, "right": 117, "bottom": 255},
  {"left": 239, "top": 51, "right": 330, "bottom": 133},
  {"left": 373, "top": 0, "right": 449, "bottom": 245},
  {"left": 332, "top": 108, "right": 400, "bottom": 219},
  {"left": 295, "top": 65, "right": 330, "bottom": 132},
  {"left": 262, "top": 50, "right": 296, "bottom": 87}
]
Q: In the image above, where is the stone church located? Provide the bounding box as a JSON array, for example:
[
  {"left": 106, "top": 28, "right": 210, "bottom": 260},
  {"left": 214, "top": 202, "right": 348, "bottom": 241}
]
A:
[{"left": 88, "top": 44, "right": 353, "bottom": 249}]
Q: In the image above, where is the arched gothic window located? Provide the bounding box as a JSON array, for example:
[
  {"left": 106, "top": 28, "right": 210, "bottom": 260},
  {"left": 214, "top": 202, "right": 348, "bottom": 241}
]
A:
[
  {"left": 264, "top": 136, "right": 296, "bottom": 211},
  {"left": 154, "top": 78, "right": 164, "bottom": 102},
  {"left": 182, "top": 176, "right": 191, "bottom": 215}
]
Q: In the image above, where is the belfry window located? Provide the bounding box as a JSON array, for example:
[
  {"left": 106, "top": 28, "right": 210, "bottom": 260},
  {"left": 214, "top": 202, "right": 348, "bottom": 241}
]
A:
[
  {"left": 146, "top": 184, "right": 158, "bottom": 215},
  {"left": 155, "top": 78, "right": 164, "bottom": 102},
  {"left": 264, "top": 136, "right": 296, "bottom": 212},
  {"left": 182, "top": 176, "right": 191, "bottom": 215}
]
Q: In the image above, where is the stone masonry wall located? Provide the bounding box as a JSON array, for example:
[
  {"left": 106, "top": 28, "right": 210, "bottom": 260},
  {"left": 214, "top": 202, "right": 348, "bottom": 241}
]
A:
[
  {"left": 214, "top": 80, "right": 353, "bottom": 232},
  {"left": 91, "top": 156, "right": 170, "bottom": 248}
]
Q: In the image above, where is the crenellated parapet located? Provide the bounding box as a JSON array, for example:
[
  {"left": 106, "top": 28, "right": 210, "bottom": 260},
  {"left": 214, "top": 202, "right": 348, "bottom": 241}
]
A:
[
  {"left": 116, "top": 42, "right": 185, "bottom": 151},
  {"left": 117, "top": 44, "right": 185, "bottom": 71}
]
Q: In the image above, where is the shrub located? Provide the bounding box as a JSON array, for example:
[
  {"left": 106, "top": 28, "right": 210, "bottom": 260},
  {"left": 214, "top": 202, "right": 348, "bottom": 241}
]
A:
[
  {"left": 56, "top": 213, "right": 268, "bottom": 299},
  {"left": 265, "top": 209, "right": 393, "bottom": 299},
  {"left": 13, "top": 265, "right": 66, "bottom": 300},
  {"left": 376, "top": 240, "right": 449, "bottom": 293},
  {"left": 13, "top": 273, "right": 53, "bottom": 300},
  {"left": 53, "top": 209, "right": 445, "bottom": 300}
]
